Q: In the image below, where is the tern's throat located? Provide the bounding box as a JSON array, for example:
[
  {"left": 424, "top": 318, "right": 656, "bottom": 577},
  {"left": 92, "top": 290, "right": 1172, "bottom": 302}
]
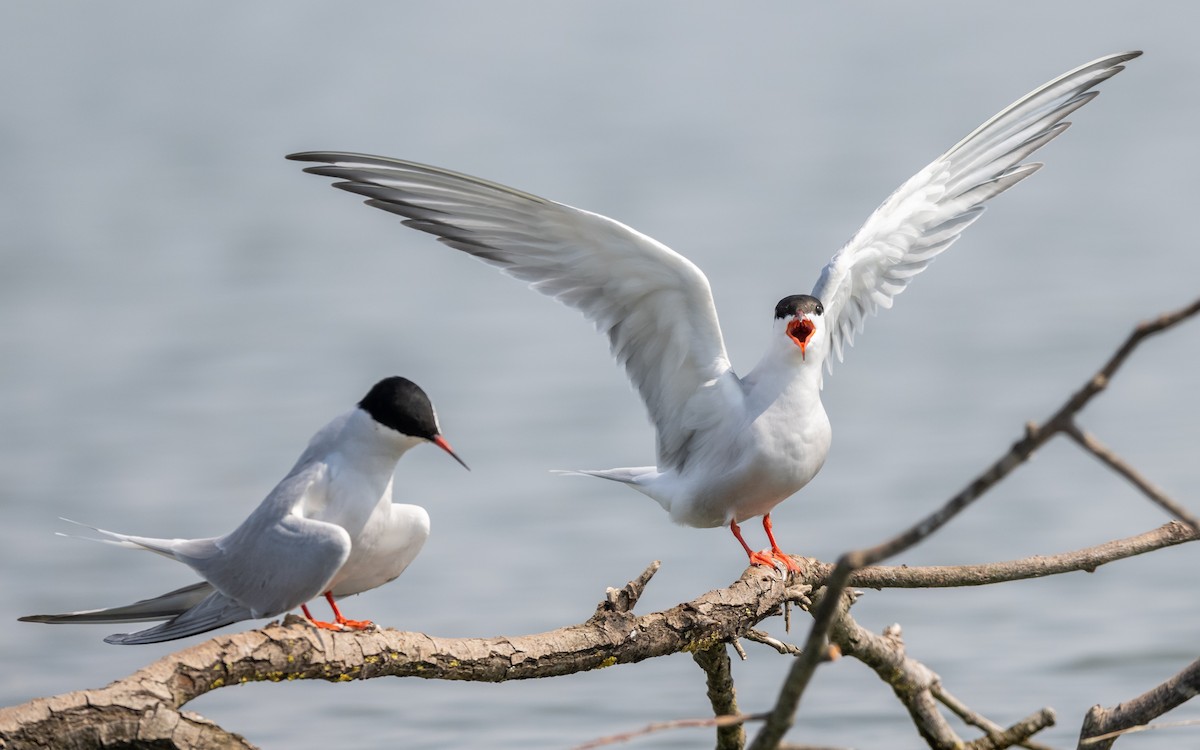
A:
[{"left": 742, "top": 334, "right": 825, "bottom": 417}]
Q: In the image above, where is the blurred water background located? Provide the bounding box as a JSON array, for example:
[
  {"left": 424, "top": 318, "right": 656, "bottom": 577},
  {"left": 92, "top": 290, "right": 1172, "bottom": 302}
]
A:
[{"left": 2, "top": 3, "right": 1199, "bottom": 748}]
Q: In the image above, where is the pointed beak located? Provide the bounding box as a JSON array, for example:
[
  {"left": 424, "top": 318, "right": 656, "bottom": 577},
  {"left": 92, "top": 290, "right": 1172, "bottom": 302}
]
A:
[
  {"left": 432, "top": 435, "right": 470, "bottom": 470},
  {"left": 785, "top": 316, "right": 816, "bottom": 360}
]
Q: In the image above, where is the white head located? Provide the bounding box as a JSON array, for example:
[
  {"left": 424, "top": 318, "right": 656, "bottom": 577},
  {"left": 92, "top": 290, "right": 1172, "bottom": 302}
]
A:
[{"left": 772, "top": 294, "right": 826, "bottom": 363}]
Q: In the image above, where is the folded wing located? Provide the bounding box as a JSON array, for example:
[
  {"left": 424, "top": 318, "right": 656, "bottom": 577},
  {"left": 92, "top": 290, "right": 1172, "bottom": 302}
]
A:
[
  {"left": 23, "top": 463, "right": 353, "bottom": 643},
  {"left": 19, "top": 581, "right": 215, "bottom": 625}
]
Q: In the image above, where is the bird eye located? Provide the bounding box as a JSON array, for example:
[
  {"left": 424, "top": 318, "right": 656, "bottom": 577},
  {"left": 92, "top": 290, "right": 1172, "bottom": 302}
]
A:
[{"left": 815, "top": 303, "right": 824, "bottom": 315}]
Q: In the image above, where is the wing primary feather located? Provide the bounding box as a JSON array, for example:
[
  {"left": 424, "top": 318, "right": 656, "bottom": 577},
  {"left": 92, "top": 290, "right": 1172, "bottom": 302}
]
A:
[
  {"left": 102, "top": 591, "right": 251, "bottom": 645},
  {"left": 810, "top": 52, "right": 1139, "bottom": 378},
  {"left": 290, "top": 150, "right": 740, "bottom": 472},
  {"left": 18, "top": 582, "right": 215, "bottom": 625}
]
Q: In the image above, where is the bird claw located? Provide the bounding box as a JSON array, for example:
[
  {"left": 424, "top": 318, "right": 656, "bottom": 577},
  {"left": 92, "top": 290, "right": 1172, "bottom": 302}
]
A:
[
  {"left": 746, "top": 551, "right": 785, "bottom": 577},
  {"left": 306, "top": 617, "right": 376, "bottom": 633},
  {"left": 771, "top": 550, "right": 803, "bottom": 575},
  {"left": 748, "top": 549, "right": 802, "bottom": 575}
]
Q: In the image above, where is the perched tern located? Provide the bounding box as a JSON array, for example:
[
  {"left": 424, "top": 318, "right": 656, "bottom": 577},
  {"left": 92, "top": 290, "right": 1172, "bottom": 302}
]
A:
[
  {"left": 289, "top": 52, "right": 1138, "bottom": 572},
  {"left": 20, "top": 376, "right": 467, "bottom": 644}
]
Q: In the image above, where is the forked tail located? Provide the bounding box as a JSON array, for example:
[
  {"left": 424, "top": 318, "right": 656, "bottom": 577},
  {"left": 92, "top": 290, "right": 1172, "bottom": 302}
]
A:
[{"left": 551, "top": 467, "right": 670, "bottom": 511}]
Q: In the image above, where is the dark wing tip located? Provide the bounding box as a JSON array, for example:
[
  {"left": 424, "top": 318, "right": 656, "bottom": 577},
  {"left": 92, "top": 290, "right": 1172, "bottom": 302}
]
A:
[{"left": 287, "top": 151, "right": 348, "bottom": 163}]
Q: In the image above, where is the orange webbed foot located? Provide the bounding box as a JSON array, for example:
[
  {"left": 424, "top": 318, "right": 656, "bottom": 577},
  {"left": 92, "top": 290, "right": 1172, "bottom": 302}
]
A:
[
  {"left": 301, "top": 603, "right": 347, "bottom": 632},
  {"left": 320, "top": 592, "right": 377, "bottom": 631},
  {"left": 302, "top": 599, "right": 375, "bottom": 632},
  {"left": 747, "top": 550, "right": 779, "bottom": 570},
  {"left": 748, "top": 548, "right": 802, "bottom": 575},
  {"left": 769, "top": 549, "right": 803, "bottom": 574}
]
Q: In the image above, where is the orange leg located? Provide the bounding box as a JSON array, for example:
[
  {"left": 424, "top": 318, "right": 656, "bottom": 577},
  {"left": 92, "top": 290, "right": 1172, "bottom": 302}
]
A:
[
  {"left": 762, "top": 513, "right": 802, "bottom": 573},
  {"left": 300, "top": 593, "right": 375, "bottom": 632},
  {"left": 730, "top": 519, "right": 777, "bottom": 569},
  {"left": 301, "top": 602, "right": 343, "bottom": 631},
  {"left": 323, "top": 592, "right": 373, "bottom": 630}
]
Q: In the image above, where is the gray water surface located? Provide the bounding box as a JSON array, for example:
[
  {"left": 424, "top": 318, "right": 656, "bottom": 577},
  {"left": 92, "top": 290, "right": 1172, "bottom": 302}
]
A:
[{"left": 2, "top": 4, "right": 1199, "bottom": 748}]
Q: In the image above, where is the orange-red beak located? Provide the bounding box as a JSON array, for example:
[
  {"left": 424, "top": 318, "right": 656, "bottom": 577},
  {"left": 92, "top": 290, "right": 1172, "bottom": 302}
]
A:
[
  {"left": 433, "top": 435, "right": 469, "bottom": 470},
  {"left": 786, "top": 317, "right": 816, "bottom": 360}
]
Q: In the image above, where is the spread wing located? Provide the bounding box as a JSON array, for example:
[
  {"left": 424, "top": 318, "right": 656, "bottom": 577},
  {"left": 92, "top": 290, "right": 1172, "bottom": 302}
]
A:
[
  {"left": 289, "top": 153, "right": 738, "bottom": 470},
  {"left": 811, "top": 51, "right": 1140, "bottom": 371}
]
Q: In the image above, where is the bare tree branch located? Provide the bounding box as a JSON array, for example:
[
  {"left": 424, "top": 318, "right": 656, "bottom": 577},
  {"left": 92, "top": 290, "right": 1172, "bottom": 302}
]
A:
[
  {"left": 2, "top": 526, "right": 1193, "bottom": 750},
  {"left": 962, "top": 710, "right": 1057, "bottom": 750},
  {"left": 1077, "top": 656, "right": 1200, "bottom": 749},
  {"left": 745, "top": 629, "right": 804, "bottom": 657},
  {"left": 935, "top": 684, "right": 1055, "bottom": 750},
  {"left": 1078, "top": 719, "right": 1200, "bottom": 744},
  {"left": 1062, "top": 423, "right": 1200, "bottom": 530},
  {"left": 748, "top": 451, "right": 1022, "bottom": 750},
  {"left": 0, "top": 564, "right": 795, "bottom": 748},
  {"left": 1048, "top": 297, "right": 1200, "bottom": 457},
  {"left": 828, "top": 614, "right": 961, "bottom": 748},
  {"left": 3, "top": 522, "right": 1193, "bottom": 749},
  {"left": 693, "top": 644, "right": 747, "bottom": 750},
  {"left": 0, "top": 699, "right": 257, "bottom": 750},
  {"left": 3, "top": 299, "right": 1197, "bottom": 749},
  {"left": 838, "top": 522, "right": 1197, "bottom": 589}
]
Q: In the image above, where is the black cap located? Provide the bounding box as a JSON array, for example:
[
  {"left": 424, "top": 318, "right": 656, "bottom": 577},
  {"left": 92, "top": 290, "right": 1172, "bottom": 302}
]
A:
[
  {"left": 358, "top": 377, "right": 440, "bottom": 440},
  {"left": 774, "top": 294, "right": 824, "bottom": 320}
]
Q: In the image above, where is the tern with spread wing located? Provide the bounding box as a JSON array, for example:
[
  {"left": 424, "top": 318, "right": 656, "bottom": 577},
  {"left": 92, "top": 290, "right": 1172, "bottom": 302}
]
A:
[
  {"left": 21, "top": 376, "right": 468, "bottom": 644},
  {"left": 290, "top": 52, "right": 1138, "bottom": 572}
]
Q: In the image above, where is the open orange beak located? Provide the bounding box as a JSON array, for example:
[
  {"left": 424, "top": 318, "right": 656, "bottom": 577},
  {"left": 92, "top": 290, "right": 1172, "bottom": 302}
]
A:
[{"left": 786, "top": 317, "right": 816, "bottom": 360}]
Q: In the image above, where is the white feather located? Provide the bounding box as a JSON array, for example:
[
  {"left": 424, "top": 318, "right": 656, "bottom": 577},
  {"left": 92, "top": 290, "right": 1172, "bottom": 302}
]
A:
[{"left": 287, "top": 52, "right": 1139, "bottom": 562}]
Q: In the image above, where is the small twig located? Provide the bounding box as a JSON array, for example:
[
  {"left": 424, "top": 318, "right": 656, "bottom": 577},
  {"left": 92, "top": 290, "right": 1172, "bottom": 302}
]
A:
[
  {"left": 732, "top": 639, "right": 749, "bottom": 661},
  {"left": 601, "top": 560, "right": 662, "bottom": 614},
  {"left": 1062, "top": 422, "right": 1200, "bottom": 531},
  {"left": 745, "top": 630, "right": 804, "bottom": 657},
  {"left": 962, "top": 709, "right": 1057, "bottom": 750},
  {"left": 786, "top": 584, "right": 814, "bottom": 608},
  {"left": 935, "top": 684, "right": 1055, "bottom": 750},
  {"left": 572, "top": 713, "right": 766, "bottom": 750}
]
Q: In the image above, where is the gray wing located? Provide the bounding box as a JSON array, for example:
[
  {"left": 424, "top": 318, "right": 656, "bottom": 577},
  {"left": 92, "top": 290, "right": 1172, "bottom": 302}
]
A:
[
  {"left": 288, "top": 153, "right": 739, "bottom": 471},
  {"left": 55, "top": 463, "right": 351, "bottom": 622},
  {"left": 102, "top": 589, "right": 253, "bottom": 645},
  {"left": 181, "top": 462, "right": 353, "bottom": 618},
  {"left": 19, "top": 581, "right": 215, "bottom": 624},
  {"left": 20, "top": 579, "right": 254, "bottom": 645},
  {"left": 811, "top": 51, "right": 1140, "bottom": 373}
]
